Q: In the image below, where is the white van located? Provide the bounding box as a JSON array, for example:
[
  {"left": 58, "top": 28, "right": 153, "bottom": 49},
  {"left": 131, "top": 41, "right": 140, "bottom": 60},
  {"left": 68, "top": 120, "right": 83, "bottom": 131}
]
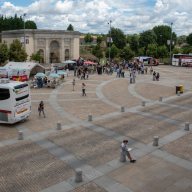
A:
[
  {"left": 0, "top": 79, "right": 31, "bottom": 124},
  {"left": 0, "top": 67, "right": 12, "bottom": 79}
]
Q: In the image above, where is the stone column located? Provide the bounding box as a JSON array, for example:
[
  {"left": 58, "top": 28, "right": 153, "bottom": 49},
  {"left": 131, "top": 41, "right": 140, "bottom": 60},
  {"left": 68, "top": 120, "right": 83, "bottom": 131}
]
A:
[
  {"left": 61, "top": 38, "right": 65, "bottom": 62},
  {"left": 45, "top": 39, "right": 49, "bottom": 63},
  {"left": 34, "top": 38, "right": 38, "bottom": 53},
  {"left": 71, "top": 38, "right": 74, "bottom": 60}
]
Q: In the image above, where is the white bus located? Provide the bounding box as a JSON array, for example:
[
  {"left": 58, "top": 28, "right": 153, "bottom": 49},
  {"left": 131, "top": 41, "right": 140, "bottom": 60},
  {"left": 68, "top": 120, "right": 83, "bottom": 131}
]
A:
[
  {"left": 0, "top": 79, "right": 31, "bottom": 124},
  {"left": 172, "top": 54, "right": 192, "bottom": 67}
]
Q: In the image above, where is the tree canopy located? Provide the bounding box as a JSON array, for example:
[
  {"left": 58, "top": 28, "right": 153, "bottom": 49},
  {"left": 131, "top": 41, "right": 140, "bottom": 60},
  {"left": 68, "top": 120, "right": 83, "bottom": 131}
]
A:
[
  {"left": 107, "top": 27, "right": 126, "bottom": 49},
  {"left": 96, "top": 36, "right": 102, "bottom": 44},
  {"left": 92, "top": 43, "right": 103, "bottom": 59},
  {"left": 9, "top": 39, "right": 28, "bottom": 62},
  {"left": 67, "top": 24, "right": 74, "bottom": 31},
  {"left": 119, "top": 46, "right": 134, "bottom": 60},
  {"left": 30, "top": 50, "right": 43, "bottom": 63},
  {"left": 186, "top": 33, "right": 192, "bottom": 46},
  {"left": 130, "top": 35, "right": 139, "bottom": 53},
  {"left": 84, "top": 33, "right": 93, "bottom": 43},
  {"left": 177, "top": 35, "right": 187, "bottom": 46},
  {"left": 105, "top": 44, "right": 118, "bottom": 59},
  {"left": 139, "top": 30, "right": 157, "bottom": 54},
  {"left": 157, "top": 45, "right": 169, "bottom": 61},
  {"left": 0, "top": 14, "right": 37, "bottom": 32},
  {"left": 0, "top": 41, "right": 9, "bottom": 65},
  {"left": 146, "top": 44, "right": 158, "bottom": 58}
]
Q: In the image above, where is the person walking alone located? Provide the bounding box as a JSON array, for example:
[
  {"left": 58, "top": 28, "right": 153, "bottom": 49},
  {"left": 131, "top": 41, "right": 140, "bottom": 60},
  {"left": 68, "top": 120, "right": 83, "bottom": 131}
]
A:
[
  {"left": 82, "top": 83, "right": 86, "bottom": 96},
  {"left": 39, "top": 101, "right": 46, "bottom": 118}
]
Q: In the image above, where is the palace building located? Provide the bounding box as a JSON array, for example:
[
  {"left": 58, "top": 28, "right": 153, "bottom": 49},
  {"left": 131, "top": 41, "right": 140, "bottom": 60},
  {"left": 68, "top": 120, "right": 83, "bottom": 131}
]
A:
[{"left": 2, "top": 29, "right": 80, "bottom": 63}]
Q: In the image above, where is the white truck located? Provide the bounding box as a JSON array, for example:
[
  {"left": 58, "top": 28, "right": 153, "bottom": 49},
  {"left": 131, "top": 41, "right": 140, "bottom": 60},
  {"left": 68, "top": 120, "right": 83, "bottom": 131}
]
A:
[{"left": 0, "top": 67, "right": 12, "bottom": 79}]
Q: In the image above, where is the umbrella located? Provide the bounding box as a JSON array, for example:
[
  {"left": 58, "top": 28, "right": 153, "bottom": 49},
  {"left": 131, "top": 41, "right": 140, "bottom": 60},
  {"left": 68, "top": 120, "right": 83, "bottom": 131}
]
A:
[
  {"left": 49, "top": 74, "right": 60, "bottom": 78},
  {"left": 13, "top": 68, "right": 23, "bottom": 72},
  {"left": 35, "top": 73, "right": 46, "bottom": 77},
  {"left": 62, "top": 60, "right": 76, "bottom": 64},
  {"left": 57, "top": 71, "right": 67, "bottom": 75},
  {"left": 84, "top": 61, "right": 96, "bottom": 64}
]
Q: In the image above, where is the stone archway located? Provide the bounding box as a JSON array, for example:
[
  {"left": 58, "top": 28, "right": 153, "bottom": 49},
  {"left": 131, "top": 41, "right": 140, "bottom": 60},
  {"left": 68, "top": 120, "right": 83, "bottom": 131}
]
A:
[
  {"left": 50, "top": 40, "right": 60, "bottom": 63},
  {"left": 39, "top": 49, "right": 44, "bottom": 63},
  {"left": 65, "top": 49, "right": 69, "bottom": 60}
]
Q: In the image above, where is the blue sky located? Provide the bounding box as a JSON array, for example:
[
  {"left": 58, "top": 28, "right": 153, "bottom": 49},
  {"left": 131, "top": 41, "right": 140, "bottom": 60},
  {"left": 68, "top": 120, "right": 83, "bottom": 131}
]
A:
[{"left": 0, "top": 0, "right": 191, "bottom": 36}]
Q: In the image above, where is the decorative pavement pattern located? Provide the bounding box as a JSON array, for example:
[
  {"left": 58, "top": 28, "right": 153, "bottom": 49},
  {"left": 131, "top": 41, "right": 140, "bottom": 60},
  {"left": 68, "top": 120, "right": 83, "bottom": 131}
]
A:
[{"left": 0, "top": 66, "right": 192, "bottom": 192}]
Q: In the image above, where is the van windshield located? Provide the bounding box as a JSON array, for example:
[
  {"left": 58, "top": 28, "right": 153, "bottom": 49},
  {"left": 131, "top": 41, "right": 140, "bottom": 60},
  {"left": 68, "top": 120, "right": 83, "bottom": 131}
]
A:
[{"left": 0, "top": 88, "right": 10, "bottom": 100}]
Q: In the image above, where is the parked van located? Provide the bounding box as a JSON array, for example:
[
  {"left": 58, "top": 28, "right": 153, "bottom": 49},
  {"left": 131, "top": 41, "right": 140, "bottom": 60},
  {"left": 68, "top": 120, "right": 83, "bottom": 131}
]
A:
[{"left": 0, "top": 67, "right": 12, "bottom": 79}]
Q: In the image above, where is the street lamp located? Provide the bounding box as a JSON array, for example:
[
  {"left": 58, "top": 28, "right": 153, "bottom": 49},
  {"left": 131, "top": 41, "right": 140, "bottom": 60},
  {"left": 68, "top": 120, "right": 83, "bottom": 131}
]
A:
[
  {"left": 170, "top": 23, "right": 173, "bottom": 65},
  {"left": 108, "top": 21, "right": 112, "bottom": 66},
  {"left": 160, "top": 33, "right": 162, "bottom": 63},
  {"left": 23, "top": 13, "right": 26, "bottom": 53}
]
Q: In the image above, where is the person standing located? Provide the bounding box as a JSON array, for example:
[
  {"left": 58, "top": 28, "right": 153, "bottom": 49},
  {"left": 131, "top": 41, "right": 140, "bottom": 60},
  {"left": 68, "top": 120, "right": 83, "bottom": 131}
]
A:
[
  {"left": 82, "top": 83, "right": 86, "bottom": 96},
  {"left": 66, "top": 68, "right": 69, "bottom": 77},
  {"left": 116, "top": 67, "right": 119, "bottom": 78},
  {"left": 39, "top": 101, "right": 46, "bottom": 118}
]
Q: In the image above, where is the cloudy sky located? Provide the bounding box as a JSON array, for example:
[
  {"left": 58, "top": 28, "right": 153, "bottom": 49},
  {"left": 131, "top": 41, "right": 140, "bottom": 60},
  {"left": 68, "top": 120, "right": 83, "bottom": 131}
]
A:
[{"left": 0, "top": 0, "right": 191, "bottom": 36}]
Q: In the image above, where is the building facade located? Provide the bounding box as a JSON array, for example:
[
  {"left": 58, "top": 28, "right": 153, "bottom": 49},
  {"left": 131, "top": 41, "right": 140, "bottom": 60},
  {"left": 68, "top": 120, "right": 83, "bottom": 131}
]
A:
[{"left": 2, "top": 29, "right": 80, "bottom": 63}]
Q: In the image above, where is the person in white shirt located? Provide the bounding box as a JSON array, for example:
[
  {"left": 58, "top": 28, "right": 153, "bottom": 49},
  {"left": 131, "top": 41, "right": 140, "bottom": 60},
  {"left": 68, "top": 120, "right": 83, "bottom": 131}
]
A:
[
  {"left": 66, "top": 68, "right": 69, "bottom": 77},
  {"left": 121, "top": 140, "right": 136, "bottom": 163}
]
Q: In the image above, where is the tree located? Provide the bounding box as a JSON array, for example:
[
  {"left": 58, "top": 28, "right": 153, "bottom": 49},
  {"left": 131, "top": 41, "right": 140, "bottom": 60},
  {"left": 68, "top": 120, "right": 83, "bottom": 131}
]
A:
[
  {"left": 30, "top": 50, "right": 43, "bottom": 63},
  {"left": 9, "top": 39, "right": 28, "bottom": 62},
  {"left": 96, "top": 36, "right": 102, "bottom": 44},
  {"left": 105, "top": 44, "right": 118, "bottom": 59},
  {"left": 182, "top": 46, "right": 192, "bottom": 54},
  {"left": 67, "top": 24, "right": 74, "bottom": 31},
  {"left": 177, "top": 35, "right": 187, "bottom": 46},
  {"left": 25, "top": 20, "right": 37, "bottom": 29},
  {"left": 138, "top": 47, "right": 145, "bottom": 56},
  {"left": 107, "top": 27, "right": 126, "bottom": 49},
  {"left": 153, "top": 25, "right": 177, "bottom": 48},
  {"left": 139, "top": 30, "right": 157, "bottom": 54},
  {"left": 84, "top": 33, "right": 93, "bottom": 44},
  {"left": 126, "top": 35, "right": 131, "bottom": 44},
  {"left": 92, "top": 43, "right": 103, "bottom": 59},
  {"left": 0, "top": 41, "right": 9, "bottom": 65},
  {"left": 119, "top": 46, "right": 134, "bottom": 60},
  {"left": 146, "top": 44, "right": 158, "bottom": 58},
  {"left": 130, "top": 35, "right": 139, "bottom": 53},
  {"left": 186, "top": 33, "right": 192, "bottom": 46},
  {"left": 171, "top": 47, "right": 181, "bottom": 57},
  {"left": 157, "top": 45, "right": 169, "bottom": 61}
]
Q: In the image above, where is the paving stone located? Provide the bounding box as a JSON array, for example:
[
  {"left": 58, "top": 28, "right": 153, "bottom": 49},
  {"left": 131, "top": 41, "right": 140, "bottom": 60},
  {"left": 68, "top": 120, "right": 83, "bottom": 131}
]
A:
[
  {"left": 83, "top": 168, "right": 104, "bottom": 181},
  {"left": 174, "top": 177, "right": 192, "bottom": 190},
  {"left": 50, "top": 181, "right": 74, "bottom": 192},
  {"left": 94, "top": 163, "right": 116, "bottom": 175},
  {"left": 105, "top": 182, "right": 133, "bottom": 192},
  {"left": 93, "top": 175, "right": 116, "bottom": 189}
]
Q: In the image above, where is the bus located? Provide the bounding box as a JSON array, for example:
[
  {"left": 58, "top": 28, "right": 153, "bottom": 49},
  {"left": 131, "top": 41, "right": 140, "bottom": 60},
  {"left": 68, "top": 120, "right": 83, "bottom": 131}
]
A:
[
  {"left": 172, "top": 54, "right": 192, "bottom": 67},
  {"left": 0, "top": 79, "right": 31, "bottom": 124}
]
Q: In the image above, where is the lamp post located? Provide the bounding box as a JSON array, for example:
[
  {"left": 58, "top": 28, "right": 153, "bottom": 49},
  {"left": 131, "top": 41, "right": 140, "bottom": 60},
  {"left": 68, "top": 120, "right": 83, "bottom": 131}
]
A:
[
  {"left": 160, "top": 34, "right": 162, "bottom": 63},
  {"left": 23, "top": 13, "right": 26, "bottom": 53},
  {"left": 108, "top": 21, "right": 112, "bottom": 66},
  {"left": 170, "top": 23, "right": 173, "bottom": 65}
]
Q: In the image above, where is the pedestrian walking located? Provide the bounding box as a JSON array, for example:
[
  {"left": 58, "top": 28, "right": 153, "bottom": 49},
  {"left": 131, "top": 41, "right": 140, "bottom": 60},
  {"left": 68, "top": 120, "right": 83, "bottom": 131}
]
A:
[
  {"left": 82, "top": 83, "right": 86, "bottom": 96},
  {"left": 38, "top": 101, "right": 46, "bottom": 118},
  {"left": 121, "top": 140, "right": 136, "bottom": 163}
]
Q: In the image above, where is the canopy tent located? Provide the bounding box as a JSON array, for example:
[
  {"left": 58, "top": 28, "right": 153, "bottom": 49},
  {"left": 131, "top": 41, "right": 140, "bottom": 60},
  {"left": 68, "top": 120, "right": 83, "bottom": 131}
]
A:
[
  {"left": 62, "top": 60, "right": 76, "bottom": 64},
  {"left": 5, "top": 62, "right": 45, "bottom": 80}
]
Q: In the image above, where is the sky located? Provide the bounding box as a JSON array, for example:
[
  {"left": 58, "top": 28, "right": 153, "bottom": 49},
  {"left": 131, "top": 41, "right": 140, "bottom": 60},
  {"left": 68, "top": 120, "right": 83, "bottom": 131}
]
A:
[{"left": 0, "top": 0, "right": 191, "bottom": 36}]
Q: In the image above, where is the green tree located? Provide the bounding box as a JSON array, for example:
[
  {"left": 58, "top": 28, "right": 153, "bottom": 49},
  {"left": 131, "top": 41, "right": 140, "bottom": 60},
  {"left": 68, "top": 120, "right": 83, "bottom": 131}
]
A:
[
  {"left": 138, "top": 47, "right": 145, "bottom": 56},
  {"left": 182, "top": 46, "right": 192, "bottom": 54},
  {"left": 105, "top": 44, "right": 118, "bottom": 59},
  {"left": 25, "top": 20, "right": 37, "bottom": 29},
  {"left": 96, "top": 36, "right": 102, "bottom": 44},
  {"left": 153, "top": 25, "right": 177, "bottom": 48},
  {"left": 67, "top": 24, "right": 74, "bottom": 31},
  {"left": 0, "top": 41, "right": 9, "bottom": 65},
  {"left": 9, "top": 39, "right": 28, "bottom": 62},
  {"left": 126, "top": 35, "right": 131, "bottom": 44},
  {"left": 146, "top": 44, "right": 158, "bottom": 58},
  {"left": 92, "top": 43, "right": 103, "bottom": 60},
  {"left": 84, "top": 33, "right": 93, "bottom": 44},
  {"left": 177, "top": 35, "right": 187, "bottom": 46},
  {"left": 107, "top": 27, "right": 126, "bottom": 49},
  {"left": 139, "top": 30, "right": 157, "bottom": 54},
  {"left": 171, "top": 47, "right": 181, "bottom": 57},
  {"left": 186, "top": 33, "right": 192, "bottom": 46},
  {"left": 119, "top": 46, "right": 134, "bottom": 60},
  {"left": 157, "top": 45, "right": 169, "bottom": 61},
  {"left": 30, "top": 50, "right": 43, "bottom": 63},
  {"left": 130, "top": 35, "right": 139, "bottom": 53}
]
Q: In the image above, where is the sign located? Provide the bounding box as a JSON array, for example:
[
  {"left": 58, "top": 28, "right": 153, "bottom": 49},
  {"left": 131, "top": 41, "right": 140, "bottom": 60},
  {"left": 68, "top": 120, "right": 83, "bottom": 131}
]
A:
[
  {"left": 100, "top": 58, "right": 107, "bottom": 66},
  {"left": 12, "top": 75, "right": 27, "bottom": 81},
  {"left": 167, "top": 40, "right": 175, "bottom": 45},
  {"left": 107, "top": 37, "right": 113, "bottom": 43},
  {"left": 21, "top": 37, "right": 29, "bottom": 44}
]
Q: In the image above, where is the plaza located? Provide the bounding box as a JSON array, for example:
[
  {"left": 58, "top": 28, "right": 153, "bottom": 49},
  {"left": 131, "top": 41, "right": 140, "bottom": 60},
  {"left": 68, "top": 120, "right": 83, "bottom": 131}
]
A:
[{"left": 0, "top": 65, "right": 192, "bottom": 192}]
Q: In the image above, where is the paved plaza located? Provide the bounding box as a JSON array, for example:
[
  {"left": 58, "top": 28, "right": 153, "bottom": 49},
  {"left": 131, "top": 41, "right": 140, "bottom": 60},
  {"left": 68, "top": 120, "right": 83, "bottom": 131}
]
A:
[{"left": 0, "top": 65, "right": 192, "bottom": 192}]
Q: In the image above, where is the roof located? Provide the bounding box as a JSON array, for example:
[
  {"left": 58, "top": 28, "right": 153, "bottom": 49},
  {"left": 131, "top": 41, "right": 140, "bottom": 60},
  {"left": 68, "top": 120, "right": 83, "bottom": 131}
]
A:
[{"left": 5, "top": 62, "right": 45, "bottom": 70}]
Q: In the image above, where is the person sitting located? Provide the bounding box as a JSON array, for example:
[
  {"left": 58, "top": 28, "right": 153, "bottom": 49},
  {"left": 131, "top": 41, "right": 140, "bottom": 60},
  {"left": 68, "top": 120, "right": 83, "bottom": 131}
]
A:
[
  {"left": 44, "top": 78, "right": 47, "bottom": 85},
  {"left": 156, "top": 73, "right": 160, "bottom": 81}
]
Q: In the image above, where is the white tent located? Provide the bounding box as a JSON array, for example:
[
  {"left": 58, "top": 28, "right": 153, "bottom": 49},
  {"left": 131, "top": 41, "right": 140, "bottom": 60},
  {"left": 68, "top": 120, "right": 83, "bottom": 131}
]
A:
[{"left": 5, "top": 62, "right": 45, "bottom": 79}]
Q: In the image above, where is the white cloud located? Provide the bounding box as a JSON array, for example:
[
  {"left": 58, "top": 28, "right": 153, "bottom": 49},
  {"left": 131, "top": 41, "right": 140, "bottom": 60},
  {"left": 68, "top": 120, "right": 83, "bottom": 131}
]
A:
[{"left": 0, "top": 0, "right": 192, "bottom": 35}]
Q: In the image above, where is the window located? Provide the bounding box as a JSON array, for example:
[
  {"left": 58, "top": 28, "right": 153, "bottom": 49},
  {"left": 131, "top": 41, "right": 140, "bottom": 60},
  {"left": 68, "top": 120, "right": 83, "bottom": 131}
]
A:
[
  {"left": 14, "top": 83, "right": 28, "bottom": 89},
  {"left": 16, "top": 94, "right": 29, "bottom": 101},
  {"left": 0, "top": 88, "right": 10, "bottom": 100}
]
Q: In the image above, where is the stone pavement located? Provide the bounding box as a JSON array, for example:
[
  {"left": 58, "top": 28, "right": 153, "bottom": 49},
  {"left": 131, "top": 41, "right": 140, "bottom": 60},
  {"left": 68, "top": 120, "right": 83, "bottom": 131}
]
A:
[{"left": 0, "top": 65, "right": 192, "bottom": 192}]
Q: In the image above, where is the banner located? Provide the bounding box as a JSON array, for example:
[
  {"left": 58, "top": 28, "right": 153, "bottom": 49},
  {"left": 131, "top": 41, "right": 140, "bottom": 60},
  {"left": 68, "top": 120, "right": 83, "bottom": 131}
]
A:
[
  {"left": 21, "top": 37, "right": 29, "bottom": 44},
  {"left": 100, "top": 58, "right": 107, "bottom": 66}
]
